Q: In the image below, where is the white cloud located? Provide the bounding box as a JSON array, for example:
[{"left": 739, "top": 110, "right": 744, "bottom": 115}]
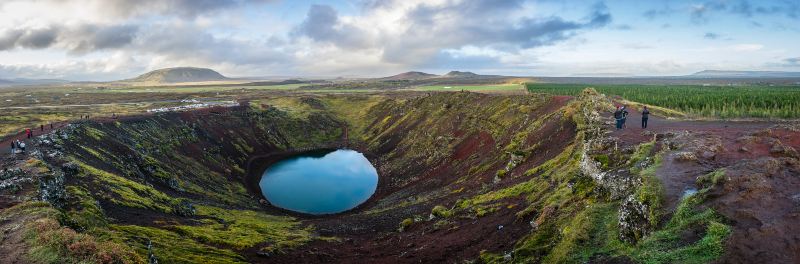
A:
[{"left": 731, "top": 44, "right": 764, "bottom": 51}]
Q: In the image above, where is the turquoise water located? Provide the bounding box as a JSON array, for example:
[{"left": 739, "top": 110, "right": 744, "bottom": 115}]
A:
[{"left": 259, "top": 149, "right": 378, "bottom": 215}]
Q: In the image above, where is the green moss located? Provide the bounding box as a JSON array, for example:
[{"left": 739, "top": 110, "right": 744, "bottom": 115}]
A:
[
  {"left": 431, "top": 205, "right": 452, "bottom": 218},
  {"left": 62, "top": 186, "right": 108, "bottom": 231},
  {"left": 433, "top": 220, "right": 453, "bottom": 230},
  {"left": 167, "top": 205, "right": 310, "bottom": 252},
  {"left": 628, "top": 140, "right": 656, "bottom": 174},
  {"left": 78, "top": 145, "right": 104, "bottom": 161},
  {"left": 480, "top": 250, "right": 507, "bottom": 264},
  {"left": 474, "top": 204, "right": 501, "bottom": 217},
  {"left": 111, "top": 224, "right": 246, "bottom": 264},
  {"left": 398, "top": 218, "right": 414, "bottom": 232},
  {"left": 593, "top": 154, "right": 611, "bottom": 169},
  {"left": 697, "top": 169, "right": 726, "bottom": 188},
  {"left": 16, "top": 203, "right": 142, "bottom": 264},
  {"left": 634, "top": 154, "right": 665, "bottom": 227},
  {"left": 630, "top": 193, "right": 731, "bottom": 264},
  {"left": 541, "top": 203, "right": 618, "bottom": 263},
  {"left": 82, "top": 126, "right": 107, "bottom": 141},
  {"left": 73, "top": 160, "right": 178, "bottom": 214}
]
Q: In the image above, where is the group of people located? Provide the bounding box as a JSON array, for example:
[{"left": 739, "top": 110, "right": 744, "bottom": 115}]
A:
[
  {"left": 7, "top": 123, "right": 52, "bottom": 155},
  {"left": 9, "top": 140, "right": 26, "bottom": 154},
  {"left": 613, "top": 105, "right": 650, "bottom": 130}
]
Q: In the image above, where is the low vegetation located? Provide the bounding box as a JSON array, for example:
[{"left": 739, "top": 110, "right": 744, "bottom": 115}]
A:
[{"left": 527, "top": 83, "right": 800, "bottom": 118}]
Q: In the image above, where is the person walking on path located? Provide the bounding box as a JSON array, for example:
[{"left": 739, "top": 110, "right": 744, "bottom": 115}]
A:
[
  {"left": 40, "top": 124, "right": 44, "bottom": 132},
  {"left": 614, "top": 106, "right": 624, "bottom": 130},
  {"left": 642, "top": 106, "right": 650, "bottom": 129},
  {"left": 19, "top": 141, "right": 26, "bottom": 153},
  {"left": 621, "top": 106, "right": 629, "bottom": 129},
  {"left": 25, "top": 128, "right": 31, "bottom": 139},
  {"left": 10, "top": 141, "right": 15, "bottom": 154}
]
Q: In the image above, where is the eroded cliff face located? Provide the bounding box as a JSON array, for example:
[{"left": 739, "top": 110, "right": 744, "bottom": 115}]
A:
[{"left": 6, "top": 90, "right": 792, "bottom": 264}]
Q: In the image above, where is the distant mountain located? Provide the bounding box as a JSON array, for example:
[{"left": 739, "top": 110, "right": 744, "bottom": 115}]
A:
[
  {"left": 0, "top": 78, "right": 70, "bottom": 87},
  {"left": 124, "top": 67, "right": 229, "bottom": 84},
  {"left": 443, "top": 71, "right": 479, "bottom": 78},
  {"left": 690, "top": 70, "right": 800, "bottom": 78},
  {"left": 381, "top": 71, "right": 439, "bottom": 80}
]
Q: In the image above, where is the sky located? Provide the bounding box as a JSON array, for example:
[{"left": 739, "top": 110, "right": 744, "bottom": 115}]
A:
[{"left": 0, "top": 0, "right": 798, "bottom": 81}]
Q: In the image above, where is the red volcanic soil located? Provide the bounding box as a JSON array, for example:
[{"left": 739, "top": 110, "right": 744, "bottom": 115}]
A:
[
  {"left": 609, "top": 104, "right": 800, "bottom": 263},
  {"left": 258, "top": 95, "right": 576, "bottom": 264}
]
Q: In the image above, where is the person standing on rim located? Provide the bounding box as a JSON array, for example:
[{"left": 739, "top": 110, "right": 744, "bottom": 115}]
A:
[
  {"left": 621, "top": 105, "right": 629, "bottom": 129},
  {"left": 642, "top": 106, "right": 650, "bottom": 129},
  {"left": 613, "top": 106, "right": 623, "bottom": 130}
]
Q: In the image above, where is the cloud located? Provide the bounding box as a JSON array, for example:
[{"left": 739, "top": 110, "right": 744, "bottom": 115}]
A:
[
  {"left": 0, "top": 52, "right": 144, "bottom": 81},
  {"left": 646, "top": 1, "right": 800, "bottom": 24},
  {"left": 622, "top": 43, "right": 654, "bottom": 50},
  {"left": 0, "top": 0, "right": 275, "bottom": 20},
  {"left": 784, "top": 57, "right": 800, "bottom": 66},
  {"left": 293, "top": 0, "right": 611, "bottom": 67},
  {"left": 0, "top": 24, "right": 138, "bottom": 53},
  {"left": 730, "top": 44, "right": 763, "bottom": 51},
  {"left": 292, "top": 5, "right": 372, "bottom": 49},
  {"left": 704, "top": 32, "right": 720, "bottom": 39}
]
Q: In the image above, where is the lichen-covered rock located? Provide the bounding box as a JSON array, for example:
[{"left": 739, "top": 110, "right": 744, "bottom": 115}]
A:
[
  {"left": 674, "top": 151, "right": 697, "bottom": 162},
  {"left": 580, "top": 149, "right": 640, "bottom": 199},
  {"left": 39, "top": 172, "right": 66, "bottom": 208},
  {"left": 618, "top": 195, "right": 652, "bottom": 243},
  {"left": 61, "top": 162, "right": 80, "bottom": 177}
]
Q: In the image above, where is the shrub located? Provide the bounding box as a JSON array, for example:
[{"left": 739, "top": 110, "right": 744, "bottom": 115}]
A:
[
  {"left": 26, "top": 218, "right": 143, "bottom": 264},
  {"left": 431, "top": 205, "right": 452, "bottom": 218},
  {"left": 398, "top": 218, "right": 414, "bottom": 232}
]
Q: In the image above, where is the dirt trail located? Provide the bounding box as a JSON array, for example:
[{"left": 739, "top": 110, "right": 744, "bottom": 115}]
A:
[
  {"left": 0, "top": 113, "right": 160, "bottom": 159},
  {"left": 609, "top": 103, "right": 800, "bottom": 263},
  {"left": 608, "top": 104, "right": 779, "bottom": 209},
  {"left": 0, "top": 122, "right": 69, "bottom": 156}
]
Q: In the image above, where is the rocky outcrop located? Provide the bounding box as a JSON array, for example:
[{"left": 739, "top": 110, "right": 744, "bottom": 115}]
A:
[
  {"left": 573, "top": 89, "right": 657, "bottom": 243},
  {"left": 39, "top": 169, "right": 65, "bottom": 208},
  {"left": 617, "top": 196, "right": 652, "bottom": 243}
]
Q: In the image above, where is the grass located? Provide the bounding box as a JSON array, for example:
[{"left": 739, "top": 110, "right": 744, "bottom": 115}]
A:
[
  {"left": 73, "top": 160, "right": 179, "bottom": 214},
  {"left": 534, "top": 192, "right": 730, "bottom": 264},
  {"left": 106, "top": 205, "right": 314, "bottom": 263},
  {"left": 111, "top": 224, "right": 247, "bottom": 264},
  {"left": 168, "top": 205, "right": 311, "bottom": 252},
  {"left": 409, "top": 84, "right": 524, "bottom": 92},
  {"left": 26, "top": 218, "right": 144, "bottom": 264},
  {"left": 0, "top": 202, "right": 142, "bottom": 264},
  {"left": 527, "top": 83, "right": 800, "bottom": 118}
]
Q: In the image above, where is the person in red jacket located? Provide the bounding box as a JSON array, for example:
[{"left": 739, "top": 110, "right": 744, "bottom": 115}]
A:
[{"left": 26, "top": 128, "right": 31, "bottom": 139}]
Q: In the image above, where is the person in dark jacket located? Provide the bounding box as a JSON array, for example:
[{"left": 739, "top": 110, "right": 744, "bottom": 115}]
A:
[
  {"left": 620, "top": 106, "right": 629, "bottom": 129},
  {"left": 642, "top": 106, "right": 650, "bottom": 128},
  {"left": 613, "top": 107, "right": 623, "bottom": 129}
]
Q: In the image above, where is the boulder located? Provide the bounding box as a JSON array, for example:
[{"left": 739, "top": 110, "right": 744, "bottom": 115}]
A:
[{"left": 618, "top": 196, "right": 652, "bottom": 243}]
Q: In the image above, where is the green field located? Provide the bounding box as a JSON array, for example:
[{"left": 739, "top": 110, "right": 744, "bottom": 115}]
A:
[
  {"left": 410, "top": 84, "right": 524, "bottom": 92},
  {"left": 527, "top": 83, "right": 800, "bottom": 119}
]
